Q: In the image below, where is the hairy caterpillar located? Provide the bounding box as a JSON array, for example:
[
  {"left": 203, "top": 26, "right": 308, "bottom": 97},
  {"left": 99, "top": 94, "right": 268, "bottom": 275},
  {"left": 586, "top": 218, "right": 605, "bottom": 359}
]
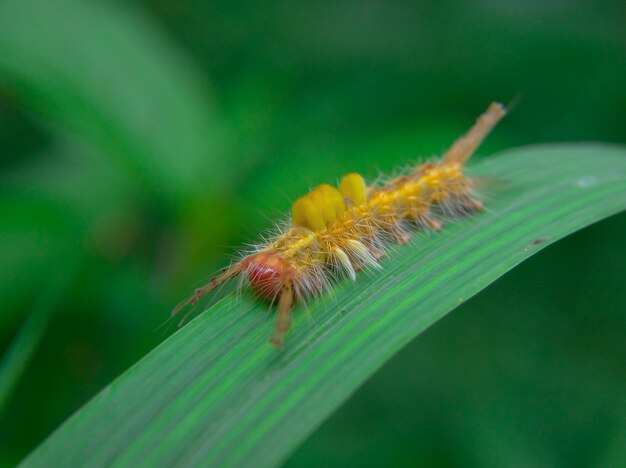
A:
[{"left": 174, "top": 102, "right": 506, "bottom": 348}]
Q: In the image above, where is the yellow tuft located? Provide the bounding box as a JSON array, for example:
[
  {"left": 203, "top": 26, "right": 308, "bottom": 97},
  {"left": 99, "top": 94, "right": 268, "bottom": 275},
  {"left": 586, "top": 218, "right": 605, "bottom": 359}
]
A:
[
  {"left": 292, "top": 184, "right": 346, "bottom": 231},
  {"left": 339, "top": 173, "right": 367, "bottom": 206}
]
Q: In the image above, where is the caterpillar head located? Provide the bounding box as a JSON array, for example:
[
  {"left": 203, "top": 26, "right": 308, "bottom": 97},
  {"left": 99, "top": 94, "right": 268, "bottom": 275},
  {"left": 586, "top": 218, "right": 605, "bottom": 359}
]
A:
[{"left": 243, "top": 253, "right": 295, "bottom": 301}]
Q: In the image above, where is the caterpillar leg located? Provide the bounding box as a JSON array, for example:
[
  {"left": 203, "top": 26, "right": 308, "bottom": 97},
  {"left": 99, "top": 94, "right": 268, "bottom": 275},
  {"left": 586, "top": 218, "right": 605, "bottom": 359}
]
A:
[
  {"left": 390, "top": 226, "right": 412, "bottom": 244},
  {"left": 370, "top": 246, "right": 386, "bottom": 261},
  {"left": 414, "top": 213, "right": 443, "bottom": 231},
  {"left": 460, "top": 196, "right": 483, "bottom": 213},
  {"left": 443, "top": 102, "right": 506, "bottom": 165},
  {"left": 172, "top": 262, "right": 244, "bottom": 318},
  {"left": 269, "top": 279, "right": 295, "bottom": 349}
]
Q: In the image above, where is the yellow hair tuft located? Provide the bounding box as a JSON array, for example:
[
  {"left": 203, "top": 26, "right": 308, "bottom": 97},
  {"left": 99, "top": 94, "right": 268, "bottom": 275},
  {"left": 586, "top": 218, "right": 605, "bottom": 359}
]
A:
[
  {"left": 292, "top": 184, "right": 346, "bottom": 231},
  {"left": 339, "top": 173, "right": 366, "bottom": 205}
]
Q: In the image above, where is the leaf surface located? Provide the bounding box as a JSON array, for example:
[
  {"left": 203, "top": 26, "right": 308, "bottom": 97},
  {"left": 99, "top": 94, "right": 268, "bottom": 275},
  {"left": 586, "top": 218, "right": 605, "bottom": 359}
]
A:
[
  {"left": 22, "top": 144, "right": 626, "bottom": 467},
  {"left": 0, "top": 0, "right": 224, "bottom": 204}
]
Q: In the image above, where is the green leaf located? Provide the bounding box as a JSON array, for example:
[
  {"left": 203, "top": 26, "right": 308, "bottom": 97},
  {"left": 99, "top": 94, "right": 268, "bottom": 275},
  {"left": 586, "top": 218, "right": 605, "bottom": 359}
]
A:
[
  {"left": 0, "top": 266, "right": 74, "bottom": 418},
  {"left": 22, "top": 144, "right": 626, "bottom": 467},
  {"left": 0, "top": 0, "right": 225, "bottom": 204},
  {"left": 0, "top": 137, "right": 131, "bottom": 323}
]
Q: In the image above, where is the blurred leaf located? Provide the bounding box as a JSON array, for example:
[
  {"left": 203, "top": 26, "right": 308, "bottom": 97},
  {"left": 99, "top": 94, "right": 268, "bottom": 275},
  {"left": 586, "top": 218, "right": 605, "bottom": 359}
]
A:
[
  {"left": 0, "top": 266, "right": 74, "bottom": 418},
  {"left": 0, "top": 0, "right": 227, "bottom": 206},
  {"left": 0, "top": 189, "right": 78, "bottom": 326},
  {"left": 0, "top": 137, "right": 133, "bottom": 324},
  {"left": 21, "top": 144, "right": 626, "bottom": 466}
]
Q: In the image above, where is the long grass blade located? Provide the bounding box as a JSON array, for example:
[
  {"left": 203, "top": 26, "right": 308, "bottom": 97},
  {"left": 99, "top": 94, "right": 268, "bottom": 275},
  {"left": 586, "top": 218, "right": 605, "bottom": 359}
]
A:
[{"left": 21, "top": 144, "right": 626, "bottom": 467}]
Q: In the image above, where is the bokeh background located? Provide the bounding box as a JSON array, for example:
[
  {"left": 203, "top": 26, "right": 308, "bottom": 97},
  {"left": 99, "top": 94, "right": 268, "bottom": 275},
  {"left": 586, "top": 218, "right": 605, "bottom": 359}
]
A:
[{"left": 1, "top": 0, "right": 625, "bottom": 465}]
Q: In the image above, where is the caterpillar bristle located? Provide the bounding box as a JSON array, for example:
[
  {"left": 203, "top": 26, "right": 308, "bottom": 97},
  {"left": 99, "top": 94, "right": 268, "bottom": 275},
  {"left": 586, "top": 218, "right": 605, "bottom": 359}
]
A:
[{"left": 175, "top": 102, "right": 506, "bottom": 348}]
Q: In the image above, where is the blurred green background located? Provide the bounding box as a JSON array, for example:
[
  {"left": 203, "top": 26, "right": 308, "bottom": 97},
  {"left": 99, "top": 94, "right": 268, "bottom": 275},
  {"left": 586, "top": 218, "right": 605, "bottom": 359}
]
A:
[{"left": 0, "top": 0, "right": 624, "bottom": 466}]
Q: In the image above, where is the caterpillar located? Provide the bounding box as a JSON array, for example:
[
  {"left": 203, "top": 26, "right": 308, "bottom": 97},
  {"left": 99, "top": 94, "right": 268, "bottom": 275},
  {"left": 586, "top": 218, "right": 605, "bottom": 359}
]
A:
[{"left": 174, "top": 102, "right": 506, "bottom": 348}]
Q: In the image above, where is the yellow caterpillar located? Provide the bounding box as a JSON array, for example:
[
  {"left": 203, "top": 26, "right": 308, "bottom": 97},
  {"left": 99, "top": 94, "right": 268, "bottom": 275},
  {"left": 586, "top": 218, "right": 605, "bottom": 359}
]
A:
[{"left": 175, "top": 102, "right": 506, "bottom": 348}]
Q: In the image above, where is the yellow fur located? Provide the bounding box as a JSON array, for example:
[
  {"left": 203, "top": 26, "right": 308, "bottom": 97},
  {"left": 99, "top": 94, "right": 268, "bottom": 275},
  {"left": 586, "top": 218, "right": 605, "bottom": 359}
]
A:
[
  {"left": 339, "top": 173, "right": 367, "bottom": 205},
  {"left": 175, "top": 102, "right": 506, "bottom": 348}
]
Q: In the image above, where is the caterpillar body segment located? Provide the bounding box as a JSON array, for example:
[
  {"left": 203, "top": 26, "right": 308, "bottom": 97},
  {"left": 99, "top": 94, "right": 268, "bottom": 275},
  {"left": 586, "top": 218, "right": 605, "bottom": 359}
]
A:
[{"left": 174, "top": 102, "right": 506, "bottom": 348}]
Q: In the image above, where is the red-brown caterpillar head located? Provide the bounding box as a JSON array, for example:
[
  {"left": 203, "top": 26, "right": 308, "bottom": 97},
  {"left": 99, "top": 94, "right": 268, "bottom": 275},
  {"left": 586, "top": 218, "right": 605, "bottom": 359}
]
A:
[{"left": 243, "top": 253, "right": 295, "bottom": 302}]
